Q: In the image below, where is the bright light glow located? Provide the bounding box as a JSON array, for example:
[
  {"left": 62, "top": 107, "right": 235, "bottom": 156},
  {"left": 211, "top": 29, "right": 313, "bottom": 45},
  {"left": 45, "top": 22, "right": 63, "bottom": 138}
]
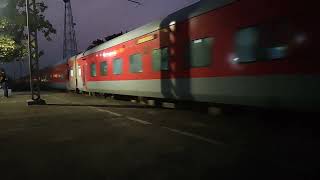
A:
[
  {"left": 169, "top": 21, "right": 176, "bottom": 32},
  {"left": 233, "top": 57, "right": 239, "bottom": 62},
  {"left": 169, "top": 21, "right": 176, "bottom": 26},
  {"left": 137, "top": 35, "right": 156, "bottom": 44},
  {"left": 103, "top": 51, "right": 117, "bottom": 57},
  {"left": 119, "top": 48, "right": 125, "bottom": 53},
  {"left": 194, "top": 39, "right": 203, "bottom": 44}
]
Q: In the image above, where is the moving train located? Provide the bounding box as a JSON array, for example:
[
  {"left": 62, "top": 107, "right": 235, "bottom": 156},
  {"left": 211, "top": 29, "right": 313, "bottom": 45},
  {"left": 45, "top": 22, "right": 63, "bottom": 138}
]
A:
[{"left": 41, "top": 0, "right": 320, "bottom": 111}]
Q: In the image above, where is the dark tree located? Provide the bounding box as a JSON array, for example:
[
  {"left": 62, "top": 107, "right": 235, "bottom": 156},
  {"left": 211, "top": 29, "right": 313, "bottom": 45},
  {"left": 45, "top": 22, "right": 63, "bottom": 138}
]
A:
[
  {"left": 86, "top": 32, "right": 124, "bottom": 50},
  {"left": 0, "top": 0, "right": 56, "bottom": 63},
  {"left": 104, "top": 32, "right": 123, "bottom": 42},
  {"left": 86, "top": 39, "right": 105, "bottom": 50}
]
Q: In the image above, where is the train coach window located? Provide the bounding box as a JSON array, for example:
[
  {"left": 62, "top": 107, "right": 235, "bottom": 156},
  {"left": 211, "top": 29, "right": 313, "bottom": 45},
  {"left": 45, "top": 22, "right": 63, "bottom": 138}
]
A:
[
  {"left": 235, "top": 27, "right": 259, "bottom": 62},
  {"left": 152, "top": 48, "right": 169, "bottom": 71},
  {"left": 235, "top": 23, "right": 290, "bottom": 63},
  {"left": 113, "top": 58, "right": 123, "bottom": 75},
  {"left": 187, "top": 37, "right": 213, "bottom": 68},
  {"left": 130, "top": 54, "right": 143, "bottom": 73},
  {"left": 100, "top": 61, "right": 107, "bottom": 76},
  {"left": 259, "top": 22, "right": 290, "bottom": 60},
  {"left": 90, "top": 63, "right": 97, "bottom": 77}
]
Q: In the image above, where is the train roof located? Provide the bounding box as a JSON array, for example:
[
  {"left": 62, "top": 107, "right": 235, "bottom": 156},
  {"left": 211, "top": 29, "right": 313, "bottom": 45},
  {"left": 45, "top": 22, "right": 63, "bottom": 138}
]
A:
[
  {"left": 74, "top": 0, "right": 235, "bottom": 59},
  {"left": 53, "top": 59, "right": 67, "bottom": 66}
]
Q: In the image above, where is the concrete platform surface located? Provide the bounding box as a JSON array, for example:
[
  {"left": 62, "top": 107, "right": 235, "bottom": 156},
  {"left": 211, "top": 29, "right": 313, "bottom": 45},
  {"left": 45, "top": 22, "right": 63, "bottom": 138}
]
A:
[{"left": 0, "top": 92, "right": 319, "bottom": 179}]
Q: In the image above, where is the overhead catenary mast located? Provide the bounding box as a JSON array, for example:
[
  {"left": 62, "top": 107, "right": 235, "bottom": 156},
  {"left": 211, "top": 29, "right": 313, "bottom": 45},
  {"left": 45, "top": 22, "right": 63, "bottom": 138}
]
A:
[
  {"left": 63, "top": 0, "right": 78, "bottom": 60},
  {"left": 26, "top": 0, "right": 46, "bottom": 105}
]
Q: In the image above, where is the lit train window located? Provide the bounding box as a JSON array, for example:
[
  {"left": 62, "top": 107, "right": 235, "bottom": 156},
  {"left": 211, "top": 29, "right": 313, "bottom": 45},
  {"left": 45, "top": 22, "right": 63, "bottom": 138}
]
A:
[
  {"left": 187, "top": 37, "right": 213, "bottom": 68},
  {"left": 113, "top": 58, "right": 123, "bottom": 75},
  {"left": 90, "top": 63, "right": 97, "bottom": 77},
  {"left": 152, "top": 48, "right": 169, "bottom": 71},
  {"left": 130, "top": 54, "right": 143, "bottom": 73},
  {"left": 70, "top": 69, "right": 74, "bottom": 77},
  {"left": 78, "top": 66, "right": 81, "bottom": 76},
  {"left": 100, "top": 61, "right": 107, "bottom": 76},
  {"left": 235, "top": 22, "right": 290, "bottom": 63}
]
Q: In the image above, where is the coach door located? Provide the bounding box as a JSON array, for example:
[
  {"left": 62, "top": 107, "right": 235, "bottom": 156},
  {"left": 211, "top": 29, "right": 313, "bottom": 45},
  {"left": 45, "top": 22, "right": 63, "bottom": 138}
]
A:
[
  {"left": 76, "top": 64, "right": 84, "bottom": 90},
  {"left": 82, "top": 65, "right": 86, "bottom": 87}
]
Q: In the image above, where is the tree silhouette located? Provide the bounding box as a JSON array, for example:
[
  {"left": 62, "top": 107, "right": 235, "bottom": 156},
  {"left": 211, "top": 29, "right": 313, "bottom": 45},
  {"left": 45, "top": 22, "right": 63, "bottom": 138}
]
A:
[
  {"left": 0, "top": 0, "right": 56, "bottom": 63},
  {"left": 86, "top": 32, "right": 124, "bottom": 50}
]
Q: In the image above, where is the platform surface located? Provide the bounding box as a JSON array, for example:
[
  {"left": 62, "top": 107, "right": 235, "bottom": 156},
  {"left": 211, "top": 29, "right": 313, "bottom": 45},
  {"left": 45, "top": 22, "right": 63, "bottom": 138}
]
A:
[{"left": 0, "top": 92, "right": 318, "bottom": 179}]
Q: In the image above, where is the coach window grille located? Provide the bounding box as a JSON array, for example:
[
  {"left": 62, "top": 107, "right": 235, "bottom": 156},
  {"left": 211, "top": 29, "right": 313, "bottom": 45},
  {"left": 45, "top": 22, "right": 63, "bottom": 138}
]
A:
[
  {"left": 100, "top": 61, "right": 107, "bottom": 76},
  {"left": 90, "top": 63, "right": 97, "bottom": 77},
  {"left": 130, "top": 54, "right": 143, "bottom": 73},
  {"left": 235, "top": 27, "right": 259, "bottom": 63},
  {"left": 152, "top": 48, "right": 169, "bottom": 71},
  {"left": 235, "top": 22, "right": 290, "bottom": 63},
  {"left": 187, "top": 37, "right": 214, "bottom": 68},
  {"left": 113, "top": 58, "right": 123, "bottom": 75}
]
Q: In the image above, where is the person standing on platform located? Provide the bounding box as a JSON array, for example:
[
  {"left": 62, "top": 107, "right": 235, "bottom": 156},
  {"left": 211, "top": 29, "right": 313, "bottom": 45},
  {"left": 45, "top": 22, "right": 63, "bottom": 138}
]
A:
[{"left": 0, "top": 68, "right": 9, "bottom": 98}]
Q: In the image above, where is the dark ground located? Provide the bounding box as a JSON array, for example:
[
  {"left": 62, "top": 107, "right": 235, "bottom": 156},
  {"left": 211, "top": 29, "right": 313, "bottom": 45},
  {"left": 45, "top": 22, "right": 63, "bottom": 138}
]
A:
[{"left": 0, "top": 92, "right": 319, "bottom": 179}]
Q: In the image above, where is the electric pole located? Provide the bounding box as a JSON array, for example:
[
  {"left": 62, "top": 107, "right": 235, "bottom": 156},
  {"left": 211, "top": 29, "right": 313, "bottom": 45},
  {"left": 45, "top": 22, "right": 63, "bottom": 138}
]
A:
[
  {"left": 63, "top": 0, "right": 78, "bottom": 60},
  {"left": 26, "top": 0, "right": 46, "bottom": 105}
]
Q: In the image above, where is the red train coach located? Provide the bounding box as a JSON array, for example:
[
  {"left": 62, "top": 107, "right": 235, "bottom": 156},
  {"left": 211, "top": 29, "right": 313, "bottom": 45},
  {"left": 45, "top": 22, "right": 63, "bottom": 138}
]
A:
[
  {"left": 41, "top": 62, "right": 68, "bottom": 90},
  {"left": 55, "top": 0, "right": 319, "bottom": 111}
]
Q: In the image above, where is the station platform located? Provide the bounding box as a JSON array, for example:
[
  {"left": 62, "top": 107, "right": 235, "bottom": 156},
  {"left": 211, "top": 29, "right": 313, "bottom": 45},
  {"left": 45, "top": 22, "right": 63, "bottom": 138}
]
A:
[{"left": 0, "top": 92, "right": 318, "bottom": 179}]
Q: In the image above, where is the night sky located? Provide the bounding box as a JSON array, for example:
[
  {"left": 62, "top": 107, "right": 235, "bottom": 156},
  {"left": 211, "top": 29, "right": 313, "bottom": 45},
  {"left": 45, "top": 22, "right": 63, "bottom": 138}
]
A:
[
  {"left": 40, "top": 0, "right": 199, "bottom": 67},
  {"left": 2, "top": 0, "right": 199, "bottom": 77}
]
